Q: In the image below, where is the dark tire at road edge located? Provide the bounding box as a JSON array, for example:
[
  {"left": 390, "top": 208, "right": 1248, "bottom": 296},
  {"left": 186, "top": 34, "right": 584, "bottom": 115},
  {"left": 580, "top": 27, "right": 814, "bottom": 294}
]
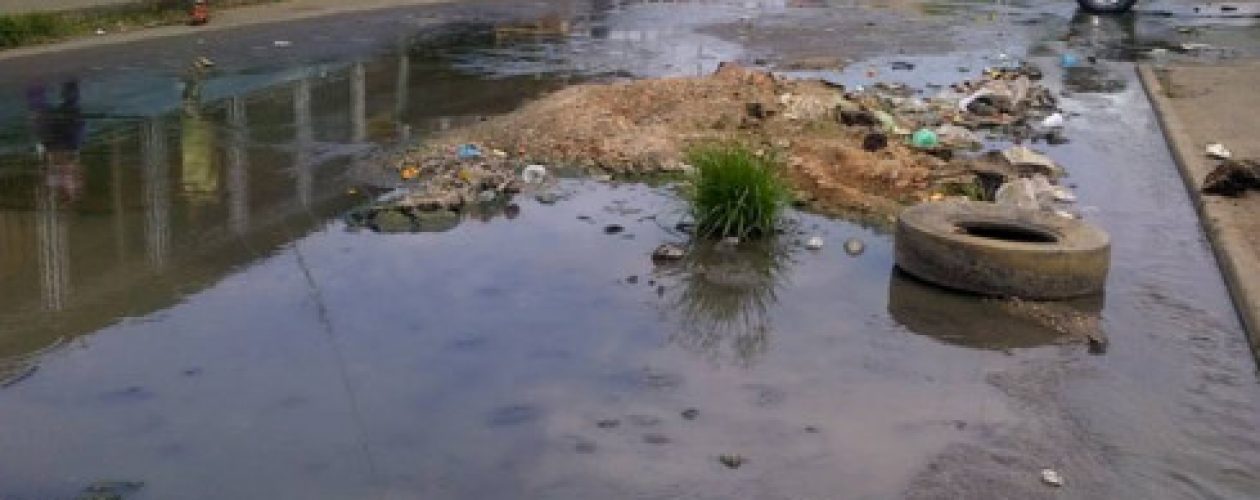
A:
[{"left": 895, "top": 201, "right": 1111, "bottom": 300}]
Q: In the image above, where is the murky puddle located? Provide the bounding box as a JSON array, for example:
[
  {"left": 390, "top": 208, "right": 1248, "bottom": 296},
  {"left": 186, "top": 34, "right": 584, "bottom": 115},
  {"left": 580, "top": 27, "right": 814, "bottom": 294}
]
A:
[{"left": 1, "top": 1, "right": 1259, "bottom": 499}]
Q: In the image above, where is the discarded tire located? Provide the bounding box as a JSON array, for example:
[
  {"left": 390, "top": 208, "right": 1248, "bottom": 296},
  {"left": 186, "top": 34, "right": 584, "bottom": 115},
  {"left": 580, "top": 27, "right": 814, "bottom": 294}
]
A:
[
  {"left": 895, "top": 201, "right": 1110, "bottom": 300},
  {"left": 1076, "top": 0, "right": 1137, "bottom": 14}
]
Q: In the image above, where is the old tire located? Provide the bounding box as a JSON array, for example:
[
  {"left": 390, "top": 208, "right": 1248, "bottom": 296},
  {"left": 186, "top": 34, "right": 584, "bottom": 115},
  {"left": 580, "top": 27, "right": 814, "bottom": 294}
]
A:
[
  {"left": 1077, "top": 0, "right": 1137, "bottom": 14},
  {"left": 895, "top": 201, "right": 1110, "bottom": 300}
]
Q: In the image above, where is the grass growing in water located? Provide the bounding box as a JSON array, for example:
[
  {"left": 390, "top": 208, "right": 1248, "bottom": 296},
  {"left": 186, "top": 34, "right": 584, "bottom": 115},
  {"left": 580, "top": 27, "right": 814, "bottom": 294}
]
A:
[{"left": 686, "top": 144, "right": 788, "bottom": 239}]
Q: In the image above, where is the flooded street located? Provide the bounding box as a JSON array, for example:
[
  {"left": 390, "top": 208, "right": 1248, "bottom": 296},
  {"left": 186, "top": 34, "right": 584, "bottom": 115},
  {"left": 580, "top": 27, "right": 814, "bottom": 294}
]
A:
[{"left": 1, "top": 1, "right": 1259, "bottom": 499}]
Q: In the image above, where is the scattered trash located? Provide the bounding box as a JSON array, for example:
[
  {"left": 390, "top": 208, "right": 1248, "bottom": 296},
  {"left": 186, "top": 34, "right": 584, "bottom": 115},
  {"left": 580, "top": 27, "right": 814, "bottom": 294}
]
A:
[
  {"left": 1040, "top": 468, "right": 1064, "bottom": 487},
  {"left": 843, "top": 238, "right": 865, "bottom": 256},
  {"left": 522, "top": 164, "right": 548, "bottom": 183},
  {"left": 1002, "top": 146, "right": 1064, "bottom": 178},
  {"left": 806, "top": 236, "right": 825, "bottom": 250},
  {"left": 652, "top": 243, "right": 688, "bottom": 262},
  {"left": 934, "top": 124, "right": 980, "bottom": 148},
  {"left": 1040, "top": 112, "right": 1065, "bottom": 129},
  {"left": 1202, "top": 159, "right": 1260, "bottom": 197},
  {"left": 911, "top": 128, "right": 940, "bottom": 149},
  {"left": 457, "top": 144, "right": 484, "bottom": 160},
  {"left": 1206, "top": 142, "right": 1232, "bottom": 160},
  {"left": 272, "top": 40, "right": 292, "bottom": 48},
  {"left": 718, "top": 454, "right": 746, "bottom": 469}
]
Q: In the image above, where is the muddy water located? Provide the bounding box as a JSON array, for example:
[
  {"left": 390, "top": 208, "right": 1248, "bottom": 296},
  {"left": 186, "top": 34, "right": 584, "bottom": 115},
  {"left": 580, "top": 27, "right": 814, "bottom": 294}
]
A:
[{"left": 1, "top": 1, "right": 1259, "bottom": 499}]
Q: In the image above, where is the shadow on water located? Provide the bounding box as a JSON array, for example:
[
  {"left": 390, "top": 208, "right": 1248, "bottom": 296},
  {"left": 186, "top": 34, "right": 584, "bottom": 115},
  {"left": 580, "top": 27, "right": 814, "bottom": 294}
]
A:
[{"left": 0, "top": 26, "right": 569, "bottom": 364}]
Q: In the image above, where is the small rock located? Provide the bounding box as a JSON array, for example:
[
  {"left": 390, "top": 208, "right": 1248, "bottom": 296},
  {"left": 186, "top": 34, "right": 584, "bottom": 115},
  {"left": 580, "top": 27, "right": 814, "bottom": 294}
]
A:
[
  {"left": 535, "top": 192, "right": 559, "bottom": 205},
  {"left": 1040, "top": 468, "right": 1064, "bottom": 487},
  {"left": 718, "top": 454, "right": 746, "bottom": 469},
  {"left": 681, "top": 408, "right": 700, "bottom": 420},
  {"left": 652, "top": 243, "right": 688, "bottom": 262},
  {"left": 1206, "top": 142, "right": 1233, "bottom": 160},
  {"left": 604, "top": 224, "right": 625, "bottom": 235},
  {"left": 843, "top": 238, "right": 865, "bottom": 256},
  {"left": 891, "top": 61, "right": 916, "bottom": 71},
  {"left": 522, "top": 164, "right": 548, "bottom": 183},
  {"left": 805, "top": 236, "right": 824, "bottom": 250}
]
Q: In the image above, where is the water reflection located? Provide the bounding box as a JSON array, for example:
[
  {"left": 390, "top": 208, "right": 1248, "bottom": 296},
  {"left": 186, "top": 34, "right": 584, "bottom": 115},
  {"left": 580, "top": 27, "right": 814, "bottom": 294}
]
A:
[
  {"left": 664, "top": 238, "right": 794, "bottom": 365},
  {"left": 0, "top": 32, "right": 567, "bottom": 362},
  {"left": 887, "top": 269, "right": 1104, "bottom": 350}
]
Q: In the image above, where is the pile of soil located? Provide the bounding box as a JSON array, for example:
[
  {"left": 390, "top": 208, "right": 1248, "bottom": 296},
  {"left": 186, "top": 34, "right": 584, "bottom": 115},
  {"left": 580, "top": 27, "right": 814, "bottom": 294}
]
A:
[{"left": 380, "top": 63, "right": 1058, "bottom": 220}]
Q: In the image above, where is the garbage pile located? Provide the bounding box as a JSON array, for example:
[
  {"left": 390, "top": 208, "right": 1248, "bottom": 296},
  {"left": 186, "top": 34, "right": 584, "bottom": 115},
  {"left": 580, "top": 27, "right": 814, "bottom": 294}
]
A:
[{"left": 357, "top": 62, "right": 1081, "bottom": 228}]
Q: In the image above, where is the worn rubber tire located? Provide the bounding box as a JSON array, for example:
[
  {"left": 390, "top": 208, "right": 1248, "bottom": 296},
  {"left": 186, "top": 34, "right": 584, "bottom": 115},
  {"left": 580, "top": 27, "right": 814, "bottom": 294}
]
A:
[
  {"left": 895, "top": 201, "right": 1110, "bottom": 300},
  {"left": 1077, "top": 0, "right": 1137, "bottom": 14}
]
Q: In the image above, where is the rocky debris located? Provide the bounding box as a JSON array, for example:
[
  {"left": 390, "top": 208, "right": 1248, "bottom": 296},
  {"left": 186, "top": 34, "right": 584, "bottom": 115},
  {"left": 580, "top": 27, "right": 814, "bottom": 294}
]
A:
[
  {"left": 367, "top": 62, "right": 1071, "bottom": 220},
  {"left": 843, "top": 238, "right": 866, "bottom": 256},
  {"left": 652, "top": 243, "right": 688, "bottom": 263},
  {"left": 1202, "top": 159, "right": 1260, "bottom": 197},
  {"left": 718, "top": 454, "right": 746, "bottom": 469},
  {"left": 1040, "top": 468, "right": 1065, "bottom": 487}
]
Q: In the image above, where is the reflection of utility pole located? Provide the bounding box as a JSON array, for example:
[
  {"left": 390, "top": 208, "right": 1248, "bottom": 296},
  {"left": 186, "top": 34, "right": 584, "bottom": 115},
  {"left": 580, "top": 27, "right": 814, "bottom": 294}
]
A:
[
  {"left": 351, "top": 62, "right": 367, "bottom": 143},
  {"left": 227, "top": 96, "right": 250, "bottom": 235},
  {"left": 142, "top": 118, "right": 171, "bottom": 270},
  {"left": 395, "top": 45, "right": 411, "bottom": 142},
  {"left": 110, "top": 133, "right": 127, "bottom": 262},
  {"left": 294, "top": 79, "right": 313, "bottom": 208},
  {"left": 35, "top": 183, "right": 68, "bottom": 312}
]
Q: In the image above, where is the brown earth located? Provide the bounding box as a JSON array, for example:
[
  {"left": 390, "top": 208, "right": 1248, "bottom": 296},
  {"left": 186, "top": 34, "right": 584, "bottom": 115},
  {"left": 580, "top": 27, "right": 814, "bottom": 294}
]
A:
[{"left": 396, "top": 64, "right": 993, "bottom": 220}]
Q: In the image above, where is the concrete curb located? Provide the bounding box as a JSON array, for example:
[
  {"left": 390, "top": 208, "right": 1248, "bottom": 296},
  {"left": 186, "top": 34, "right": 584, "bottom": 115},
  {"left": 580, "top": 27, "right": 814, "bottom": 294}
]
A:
[{"left": 1137, "top": 64, "right": 1260, "bottom": 356}]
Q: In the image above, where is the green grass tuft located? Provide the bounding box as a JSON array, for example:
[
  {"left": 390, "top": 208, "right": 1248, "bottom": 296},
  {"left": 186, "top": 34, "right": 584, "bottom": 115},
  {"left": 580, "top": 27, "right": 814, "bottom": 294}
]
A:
[
  {"left": 0, "top": 13, "right": 70, "bottom": 48},
  {"left": 686, "top": 144, "right": 788, "bottom": 240}
]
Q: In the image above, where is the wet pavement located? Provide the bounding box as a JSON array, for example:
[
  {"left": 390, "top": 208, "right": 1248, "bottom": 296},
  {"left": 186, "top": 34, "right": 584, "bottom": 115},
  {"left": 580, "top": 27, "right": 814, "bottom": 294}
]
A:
[{"left": 1, "top": 1, "right": 1259, "bottom": 499}]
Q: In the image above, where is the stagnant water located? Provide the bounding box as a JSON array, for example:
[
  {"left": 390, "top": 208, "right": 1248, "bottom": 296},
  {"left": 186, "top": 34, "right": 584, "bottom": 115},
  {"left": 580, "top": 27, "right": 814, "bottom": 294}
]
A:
[{"left": 1, "top": 1, "right": 1258, "bottom": 499}]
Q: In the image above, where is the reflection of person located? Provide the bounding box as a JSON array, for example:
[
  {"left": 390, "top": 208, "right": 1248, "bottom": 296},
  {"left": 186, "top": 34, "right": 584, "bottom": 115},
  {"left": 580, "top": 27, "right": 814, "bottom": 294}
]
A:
[
  {"left": 27, "top": 81, "right": 86, "bottom": 203},
  {"left": 180, "top": 71, "right": 219, "bottom": 200}
]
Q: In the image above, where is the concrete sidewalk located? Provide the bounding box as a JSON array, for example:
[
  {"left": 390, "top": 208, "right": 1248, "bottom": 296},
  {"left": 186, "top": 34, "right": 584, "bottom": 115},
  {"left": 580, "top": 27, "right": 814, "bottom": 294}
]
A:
[{"left": 1139, "top": 62, "right": 1260, "bottom": 355}]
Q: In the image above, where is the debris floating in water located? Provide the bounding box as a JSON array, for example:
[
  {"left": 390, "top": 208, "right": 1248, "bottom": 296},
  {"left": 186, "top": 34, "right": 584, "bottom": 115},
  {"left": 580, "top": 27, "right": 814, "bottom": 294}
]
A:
[{"left": 1040, "top": 468, "right": 1064, "bottom": 487}]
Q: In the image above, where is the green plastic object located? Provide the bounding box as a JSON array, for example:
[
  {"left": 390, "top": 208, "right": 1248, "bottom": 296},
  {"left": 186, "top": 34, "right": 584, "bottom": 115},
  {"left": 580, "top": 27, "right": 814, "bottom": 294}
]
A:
[{"left": 911, "top": 128, "right": 940, "bottom": 149}]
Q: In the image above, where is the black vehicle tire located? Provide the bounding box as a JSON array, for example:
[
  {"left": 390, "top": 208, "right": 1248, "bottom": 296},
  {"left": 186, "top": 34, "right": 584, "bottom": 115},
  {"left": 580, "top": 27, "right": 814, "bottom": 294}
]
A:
[
  {"left": 1077, "top": 0, "right": 1137, "bottom": 14},
  {"left": 895, "top": 201, "right": 1111, "bottom": 300}
]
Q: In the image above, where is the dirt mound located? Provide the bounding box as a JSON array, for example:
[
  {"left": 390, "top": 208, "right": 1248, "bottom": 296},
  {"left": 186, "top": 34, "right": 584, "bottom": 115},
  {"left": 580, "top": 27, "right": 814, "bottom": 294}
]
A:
[{"left": 386, "top": 63, "right": 1055, "bottom": 219}]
